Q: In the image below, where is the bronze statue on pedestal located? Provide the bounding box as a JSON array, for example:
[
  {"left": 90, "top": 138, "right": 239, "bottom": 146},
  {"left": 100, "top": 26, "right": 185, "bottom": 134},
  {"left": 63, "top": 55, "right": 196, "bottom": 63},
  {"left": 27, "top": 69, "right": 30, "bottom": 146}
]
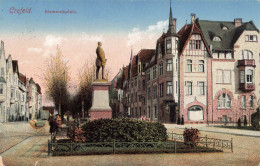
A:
[{"left": 96, "top": 41, "right": 106, "bottom": 80}]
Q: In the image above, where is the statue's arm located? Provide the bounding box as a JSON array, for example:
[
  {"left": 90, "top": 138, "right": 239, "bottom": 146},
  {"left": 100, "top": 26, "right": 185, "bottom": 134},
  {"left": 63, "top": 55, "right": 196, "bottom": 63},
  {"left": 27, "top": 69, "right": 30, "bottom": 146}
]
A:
[{"left": 99, "top": 48, "right": 106, "bottom": 63}]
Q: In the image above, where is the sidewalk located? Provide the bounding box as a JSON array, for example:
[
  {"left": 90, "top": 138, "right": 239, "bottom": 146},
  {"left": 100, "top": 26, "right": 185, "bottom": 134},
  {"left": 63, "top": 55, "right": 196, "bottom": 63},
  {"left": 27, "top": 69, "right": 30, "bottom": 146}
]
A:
[{"left": 164, "top": 124, "right": 260, "bottom": 137}]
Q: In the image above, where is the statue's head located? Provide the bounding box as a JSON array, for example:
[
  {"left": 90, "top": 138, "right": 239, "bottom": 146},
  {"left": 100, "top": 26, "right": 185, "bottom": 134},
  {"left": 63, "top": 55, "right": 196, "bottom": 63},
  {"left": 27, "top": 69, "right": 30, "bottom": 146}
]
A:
[{"left": 98, "top": 41, "right": 102, "bottom": 46}]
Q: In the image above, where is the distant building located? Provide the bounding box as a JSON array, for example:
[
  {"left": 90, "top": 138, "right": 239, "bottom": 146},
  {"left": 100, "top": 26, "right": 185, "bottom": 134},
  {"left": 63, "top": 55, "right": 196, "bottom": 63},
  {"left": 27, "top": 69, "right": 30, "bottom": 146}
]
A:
[{"left": 0, "top": 41, "right": 42, "bottom": 123}]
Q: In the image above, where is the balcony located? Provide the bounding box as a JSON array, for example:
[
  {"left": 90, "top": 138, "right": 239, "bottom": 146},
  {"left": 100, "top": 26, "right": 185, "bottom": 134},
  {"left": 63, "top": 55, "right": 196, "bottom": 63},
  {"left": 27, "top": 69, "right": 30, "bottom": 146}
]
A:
[
  {"left": 237, "top": 59, "right": 255, "bottom": 67},
  {"left": 239, "top": 83, "right": 255, "bottom": 91}
]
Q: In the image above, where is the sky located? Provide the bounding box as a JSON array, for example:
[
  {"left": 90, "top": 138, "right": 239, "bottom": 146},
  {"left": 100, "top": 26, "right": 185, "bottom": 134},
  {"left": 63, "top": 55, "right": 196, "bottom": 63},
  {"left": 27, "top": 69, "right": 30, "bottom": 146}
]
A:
[{"left": 0, "top": 0, "right": 259, "bottom": 104}]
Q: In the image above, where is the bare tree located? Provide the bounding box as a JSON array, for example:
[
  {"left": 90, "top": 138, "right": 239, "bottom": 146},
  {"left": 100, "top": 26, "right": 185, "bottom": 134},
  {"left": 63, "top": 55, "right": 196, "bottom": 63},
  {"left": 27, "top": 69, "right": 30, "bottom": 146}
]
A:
[
  {"left": 42, "top": 45, "right": 71, "bottom": 117},
  {"left": 75, "top": 59, "right": 112, "bottom": 118}
]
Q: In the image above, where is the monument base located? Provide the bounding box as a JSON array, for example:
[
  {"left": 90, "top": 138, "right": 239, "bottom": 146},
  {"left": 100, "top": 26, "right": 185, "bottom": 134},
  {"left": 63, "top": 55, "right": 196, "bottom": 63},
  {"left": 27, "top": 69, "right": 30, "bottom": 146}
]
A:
[{"left": 89, "top": 80, "right": 112, "bottom": 121}]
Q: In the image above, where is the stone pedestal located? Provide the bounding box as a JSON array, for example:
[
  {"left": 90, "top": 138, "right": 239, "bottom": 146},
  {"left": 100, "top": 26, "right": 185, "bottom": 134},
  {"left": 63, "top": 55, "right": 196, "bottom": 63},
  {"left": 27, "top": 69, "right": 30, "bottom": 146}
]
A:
[{"left": 89, "top": 80, "right": 112, "bottom": 120}]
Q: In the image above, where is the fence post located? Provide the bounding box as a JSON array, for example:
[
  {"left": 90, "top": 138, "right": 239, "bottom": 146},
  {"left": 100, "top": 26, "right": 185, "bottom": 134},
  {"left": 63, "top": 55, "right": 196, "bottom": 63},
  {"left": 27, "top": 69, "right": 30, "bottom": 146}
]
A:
[
  {"left": 231, "top": 138, "right": 233, "bottom": 153},
  {"left": 205, "top": 135, "right": 208, "bottom": 148},
  {"left": 48, "top": 140, "right": 50, "bottom": 156},
  {"left": 221, "top": 140, "right": 224, "bottom": 151},
  {"left": 174, "top": 139, "right": 176, "bottom": 153},
  {"left": 113, "top": 140, "right": 115, "bottom": 154},
  {"left": 172, "top": 131, "right": 174, "bottom": 140}
]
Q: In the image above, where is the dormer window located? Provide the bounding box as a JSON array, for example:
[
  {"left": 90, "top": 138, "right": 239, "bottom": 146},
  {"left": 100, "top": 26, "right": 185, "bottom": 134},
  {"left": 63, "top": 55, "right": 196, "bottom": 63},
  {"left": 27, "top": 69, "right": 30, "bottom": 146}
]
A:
[
  {"left": 222, "top": 26, "right": 228, "bottom": 30},
  {"left": 213, "top": 36, "right": 221, "bottom": 41}
]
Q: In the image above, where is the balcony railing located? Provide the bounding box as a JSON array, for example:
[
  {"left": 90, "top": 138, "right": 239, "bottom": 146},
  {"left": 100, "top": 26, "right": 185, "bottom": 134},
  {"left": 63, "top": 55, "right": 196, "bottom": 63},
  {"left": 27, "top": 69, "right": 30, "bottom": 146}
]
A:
[
  {"left": 237, "top": 59, "right": 255, "bottom": 67},
  {"left": 239, "top": 83, "right": 255, "bottom": 91}
]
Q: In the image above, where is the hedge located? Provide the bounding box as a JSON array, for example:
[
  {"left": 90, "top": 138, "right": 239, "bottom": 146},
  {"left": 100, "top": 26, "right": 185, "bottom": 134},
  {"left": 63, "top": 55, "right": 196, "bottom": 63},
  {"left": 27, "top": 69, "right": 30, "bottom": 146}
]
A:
[{"left": 82, "top": 118, "right": 168, "bottom": 142}]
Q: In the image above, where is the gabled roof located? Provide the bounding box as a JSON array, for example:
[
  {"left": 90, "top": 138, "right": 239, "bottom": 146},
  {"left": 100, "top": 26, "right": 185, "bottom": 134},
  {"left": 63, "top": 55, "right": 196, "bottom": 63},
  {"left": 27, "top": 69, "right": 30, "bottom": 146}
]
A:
[
  {"left": 123, "top": 66, "right": 129, "bottom": 81},
  {"left": 196, "top": 19, "right": 259, "bottom": 51},
  {"left": 36, "top": 83, "right": 41, "bottom": 94},
  {"left": 12, "top": 60, "right": 19, "bottom": 74},
  {"left": 178, "top": 21, "right": 211, "bottom": 57},
  {"left": 138, "top": 49, "right": 155, "bottom": 63},
  {"left": 19, "top": 73, "right": 26, "bottom": 84},
  {"left": 29, "top": 78, "right": 35, "bottom": 84}
]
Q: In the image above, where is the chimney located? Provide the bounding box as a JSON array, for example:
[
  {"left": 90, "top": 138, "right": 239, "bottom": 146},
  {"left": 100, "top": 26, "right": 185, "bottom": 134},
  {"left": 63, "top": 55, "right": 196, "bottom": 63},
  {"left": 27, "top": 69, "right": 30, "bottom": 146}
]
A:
[
  {"left": 1, "top": 41, "right": 4, "bottom": 49},
  {"left": 173, "top": 18, "right": 177, "bottom": 33},
  {"left": 234, "top": 18, "right": 242, "bottom": 27},
  {"left": 191, "top": 13, "right": 196, "bottom": 24}
]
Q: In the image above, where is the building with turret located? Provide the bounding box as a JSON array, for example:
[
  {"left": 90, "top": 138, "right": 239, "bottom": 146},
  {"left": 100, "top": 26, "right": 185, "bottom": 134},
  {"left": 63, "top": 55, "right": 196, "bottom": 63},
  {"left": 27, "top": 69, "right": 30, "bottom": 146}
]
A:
[{"left": 112, "top": 4, "right": 260, "bottom": 124}]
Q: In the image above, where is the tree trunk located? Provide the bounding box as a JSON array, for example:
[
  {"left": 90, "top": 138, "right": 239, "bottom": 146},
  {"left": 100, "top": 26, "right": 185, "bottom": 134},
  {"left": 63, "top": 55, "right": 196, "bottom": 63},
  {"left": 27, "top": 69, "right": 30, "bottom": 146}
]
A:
[
  {"left": 82, "top": 100, "right": 85, "bottom": 118},
  {"left": 59, "top": 102, "right": 61, "bottom": 115}
]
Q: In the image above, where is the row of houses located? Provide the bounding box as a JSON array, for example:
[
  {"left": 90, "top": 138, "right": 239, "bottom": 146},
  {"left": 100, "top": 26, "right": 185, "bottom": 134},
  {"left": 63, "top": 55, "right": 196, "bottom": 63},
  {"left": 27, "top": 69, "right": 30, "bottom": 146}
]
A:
[
  {"left": 111, "top": 6, "right": 260, "bottom": 124},
  {"left": 0, "top": 41, "right": 42, "bottom": 123}
]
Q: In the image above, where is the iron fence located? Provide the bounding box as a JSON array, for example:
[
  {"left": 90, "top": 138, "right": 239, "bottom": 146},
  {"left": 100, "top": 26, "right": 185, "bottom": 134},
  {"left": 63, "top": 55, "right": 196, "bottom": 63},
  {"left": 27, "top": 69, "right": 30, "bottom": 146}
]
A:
[{"left": 167, "top": 132, "right": 233, "bottom": 152}]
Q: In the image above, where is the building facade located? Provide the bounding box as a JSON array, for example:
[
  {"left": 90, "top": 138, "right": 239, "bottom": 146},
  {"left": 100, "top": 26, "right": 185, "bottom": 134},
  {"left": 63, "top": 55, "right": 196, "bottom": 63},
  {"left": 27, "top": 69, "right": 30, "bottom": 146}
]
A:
[
  {"left": 112, "top": 7, "right": 260, "bottom": 124},
  {"left": 0, "top": 41, "right": 42, "bottom": 123}
]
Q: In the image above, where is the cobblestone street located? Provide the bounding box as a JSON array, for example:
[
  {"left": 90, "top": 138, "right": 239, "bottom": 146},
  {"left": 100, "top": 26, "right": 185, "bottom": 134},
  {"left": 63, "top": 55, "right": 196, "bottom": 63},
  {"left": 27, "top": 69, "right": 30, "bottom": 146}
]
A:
[{"left": 0, "top": 122, "right": 260, "bottom": 166}]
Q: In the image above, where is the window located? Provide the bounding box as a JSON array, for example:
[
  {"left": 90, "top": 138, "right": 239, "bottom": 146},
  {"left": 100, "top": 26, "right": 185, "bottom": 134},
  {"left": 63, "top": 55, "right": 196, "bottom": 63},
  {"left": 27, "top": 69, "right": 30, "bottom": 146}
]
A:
[
  {"left": 147, "top": 87, "right": 151, "bottom": 99},
  {"left": 166, "top": 39, "right": 172, "bottom": 54},
  {"left": 167, "top": 81, "right": 173, "bottom": 95},
  {"left": 198, "top": 60, "right": 204, "bottom": 72},
  {"left": 249, "top": 95, "right": 254, "bottom": 108},
  {"left": 240, "top": 50, "right": 253, "bottom": 60},
  {"left": 198, "top": 82, "right": 204, "bottom": 95},
  {"left": 187, "top": 60, "right": 192, "bottom": 72},
  {"left": 142, "top": 80, "right": 145, "bottom": 90},
  {"left": 22, "top": 95, "right": 24, "bottom": 102},
  {"left": 154, "top": 105, "right": 158, "bottom": 118},
  {"left": 217, "top": 70, "right": 223, "bottom": 83},
  {"left": 246, "top": 69, "right": 253, "bottom": 83},
  {"left": 1, "top": 68, "right": 4, "bottom": 77},
  {"left": 153, "top": 66, "right": 157, "bottom": 79},
  {"left": 166, "top": 59, "right": 173, "bottom": 71},
  {"left": 138, "top": 64, "right": 141, "bottom": 73},
  {"left": 240, "top": 71, "right": 245, "bottom": 83},
  {"left": 189, "top": 40, "right": 201, "bottom": 50},
  {"left": 241, "top": 95, "right": 246, "bottom": 109},
  {"left": 146, "top": 70, "right": 150, "bottom": 81},
  {"left": 176, "top": 59, "right": 178, "bottom": 71},
  {"left": 159, "top": 83, "right": 164, "bottom": 97},
  {"left": 186, "top": 82, "right": 192, "bottom": 95},
  {"left": 245, "top": 35, "right": 257, "bottom": 42},
  {"left": 217, "top": 70, "right": 231, "bottom": 84},
  {"left": 153, "top": 85, "right": 157, "bottom": 99},
  {"left": 218, "top": 93, "right": 231, "bottom": 109},
  {"left": 224, "top": 70, "right": 231, "bottom": 84},
  {"left": 159, "top": 63, "right": 163, "bottom": 75},
  {"left": 213, "top": 36, "right": 221, "bottom": 41},
  {"left": 11, "top": 89, "right": 15, "bottom": 99},
  {"left": 0, "top": 84, "right": 3, "bottom": 94}
]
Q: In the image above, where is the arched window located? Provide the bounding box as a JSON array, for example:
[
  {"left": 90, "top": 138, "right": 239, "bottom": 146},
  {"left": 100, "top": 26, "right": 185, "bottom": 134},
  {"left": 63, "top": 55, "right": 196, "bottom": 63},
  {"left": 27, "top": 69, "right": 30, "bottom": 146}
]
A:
[
  {"left": 213, "top": 36, "right": 221, "bottom": 41},
  {"left": 246, "top": 69, "right": 253, "bottom": 83},
  {"left": 186, "top": 59, "right": 192, "bottom": 72},
  {"left": 159, "top": 62, "right": 163, "bottom": 75},
  {"left": 188, "top": 105, "right": 204, "bottom": 121},
  {"left": 218, "top": 93, "right": 231, "bottom": 109},
  {"left": 199, "top": 60, "right": 204, "bottom": 72},
  {"left": 239, "top": 50, "right": 253, "bottom": 60}
]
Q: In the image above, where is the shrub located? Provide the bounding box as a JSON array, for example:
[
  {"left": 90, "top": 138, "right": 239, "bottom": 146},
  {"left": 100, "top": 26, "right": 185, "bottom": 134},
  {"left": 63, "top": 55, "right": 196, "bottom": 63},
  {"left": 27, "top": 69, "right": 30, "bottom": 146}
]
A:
[
  {"left": 82, "top": 118, "right": 168, "bottom": 142},
  {"left": 67, "top": 126, "right": 86, "bottom": 143},
  {"left": 251, "top": 109, "right": 260, "bottom": 130},
  {"left": 183, "top": 128, "right": 200, "bottom": 148}
]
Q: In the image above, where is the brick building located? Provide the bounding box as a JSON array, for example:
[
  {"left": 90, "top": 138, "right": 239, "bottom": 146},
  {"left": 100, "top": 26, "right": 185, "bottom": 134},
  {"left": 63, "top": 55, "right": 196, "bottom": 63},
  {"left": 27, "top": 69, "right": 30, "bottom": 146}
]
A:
[{"left": 111, "top": 6, "right": 260, "bottom": 124}]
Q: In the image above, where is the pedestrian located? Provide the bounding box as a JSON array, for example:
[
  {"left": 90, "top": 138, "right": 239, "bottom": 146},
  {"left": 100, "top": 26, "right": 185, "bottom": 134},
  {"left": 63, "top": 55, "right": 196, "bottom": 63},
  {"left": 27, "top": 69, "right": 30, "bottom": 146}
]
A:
[
  {"left": 55, "top": 114, "right": 62, "bottom": 132},
  {"left": 48, "top": 114, "right": 55, "bottom": 134},
  {"left": 181, "top": 115, "right": 184, "bottom": 125}
]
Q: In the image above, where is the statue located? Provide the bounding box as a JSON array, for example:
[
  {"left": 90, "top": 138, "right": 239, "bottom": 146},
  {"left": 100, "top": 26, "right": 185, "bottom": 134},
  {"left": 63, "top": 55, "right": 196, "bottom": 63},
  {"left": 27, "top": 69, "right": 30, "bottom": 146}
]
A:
[{"left": 96, "top": 41, "right": 106, "bottom": 80}]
